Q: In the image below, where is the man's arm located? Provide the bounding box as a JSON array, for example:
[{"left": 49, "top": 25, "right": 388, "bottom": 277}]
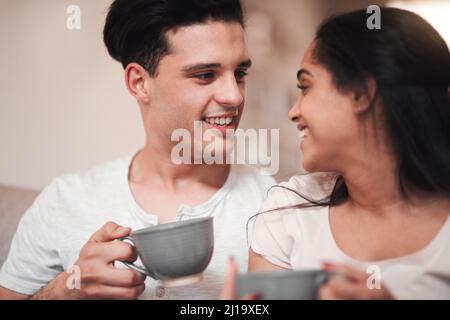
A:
[
  {"left": 0, "top": 286, "right": 30, "bottom": 300},
  {"left": 1, "top": 271, "right": 91, "bottom": 300},
  {"left": 1, "top": 222, "right": 146, "bottom": 300},
  {"left": 29, "top": 272, "right": 73, "bottom": 300}
]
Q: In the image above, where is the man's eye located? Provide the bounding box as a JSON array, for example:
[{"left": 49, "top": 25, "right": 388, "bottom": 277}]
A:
[
  {"left": 235, "top": 70, "right": 248, "bottom": 80},
  {"left": 195, "top": 72, "right": 215, "bottom": 80}
]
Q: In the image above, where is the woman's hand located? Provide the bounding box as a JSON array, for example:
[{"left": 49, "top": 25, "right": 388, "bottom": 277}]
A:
[
  {"left": 219, "top": 257, "right": 260, "bottom": 300},
  {"left": 318, "top": 262, "right": 394, "bottom": 300}
]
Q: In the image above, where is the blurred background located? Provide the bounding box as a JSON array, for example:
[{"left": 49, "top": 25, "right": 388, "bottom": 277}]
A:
[{"left": 1, "top": 0, "right": 449, "bottom": 190}]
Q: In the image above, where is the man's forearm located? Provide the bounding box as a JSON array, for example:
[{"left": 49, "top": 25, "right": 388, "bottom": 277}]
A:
[{"left": 31, "top": 272, "right": 76, "bottom": 300}]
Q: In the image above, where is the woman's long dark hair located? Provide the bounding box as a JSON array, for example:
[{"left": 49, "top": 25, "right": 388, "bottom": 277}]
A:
[{"left": 247, "top": 7, "right": 450, "bottom": 241}]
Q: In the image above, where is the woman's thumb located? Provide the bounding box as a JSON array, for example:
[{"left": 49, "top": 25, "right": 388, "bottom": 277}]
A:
[{"left": 219, "top": 256, "right": 239, "bottom": 300}]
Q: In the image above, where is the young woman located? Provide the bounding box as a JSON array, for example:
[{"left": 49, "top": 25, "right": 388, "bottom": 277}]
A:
[{"left": 221, "top": 7, "right": 450, "bottom": 300}]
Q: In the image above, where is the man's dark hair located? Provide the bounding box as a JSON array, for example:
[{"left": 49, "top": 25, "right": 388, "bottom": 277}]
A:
[{"left": 103, "top": 0, "right": 244, "bottom": 76}]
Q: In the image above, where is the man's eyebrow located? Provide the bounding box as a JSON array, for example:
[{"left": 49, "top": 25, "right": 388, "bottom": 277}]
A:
[
  {"left": 238, "top": 59, "right": 252, "bottom": 68},
  {"left": 182, "top": 59, "right": 252, "bottom": 74},
  {"left": 297, "top": 68, "right": 313, "bottom": 81},
  {"left": 182, "top": 63, "right": 222, "bottom": 73}
]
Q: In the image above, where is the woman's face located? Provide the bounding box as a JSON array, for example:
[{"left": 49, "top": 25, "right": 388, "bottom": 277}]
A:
[{"left": 288, "top": 42, "right": 362, "bottom": 172}]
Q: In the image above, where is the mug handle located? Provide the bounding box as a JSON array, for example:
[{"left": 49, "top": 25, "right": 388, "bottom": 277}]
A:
[{"left": 118, "top": 236, "right": 153, "bottom": 278}]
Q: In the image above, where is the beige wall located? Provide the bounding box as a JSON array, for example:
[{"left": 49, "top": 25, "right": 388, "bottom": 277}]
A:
[
  {"left": 1, "top": 0, "right": 448, "bottom": 190},
  {"left": 0, "top": 0, "right": 144, "bottom": 190}
]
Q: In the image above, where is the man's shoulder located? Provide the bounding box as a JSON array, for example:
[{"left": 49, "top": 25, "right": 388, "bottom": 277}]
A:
[
  {"left": 227, "top": 165, "right": 277, "bottom": 206},
  {"left": 231, "top": 165, "right": 277, "bottom": 190},
  {"left": 40, "top": 155, "right": 132, "bottom": 203}
]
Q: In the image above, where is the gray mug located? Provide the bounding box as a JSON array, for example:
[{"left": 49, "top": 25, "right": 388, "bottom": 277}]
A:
[
  {"left": 119, "top": 217, "right": 214, "bottom": 287},
  {"left": 236, "top": 270, "right": 332, "bottom": 300}
]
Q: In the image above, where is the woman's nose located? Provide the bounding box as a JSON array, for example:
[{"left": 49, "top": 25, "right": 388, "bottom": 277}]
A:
[{"left": 288, "top": 99, "right": 301, "bottom": 122}]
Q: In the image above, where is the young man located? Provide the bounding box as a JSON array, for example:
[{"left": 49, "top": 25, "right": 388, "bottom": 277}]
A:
[{"left": 0, "top": 0, "right": 275, "bottom": 299}]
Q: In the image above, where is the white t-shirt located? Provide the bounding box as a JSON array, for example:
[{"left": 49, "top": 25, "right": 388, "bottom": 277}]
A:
[
  {"left": 250, "top": 173, "right": 450, "bottom": 300},
  {"left": 0, "top": 154, "right": 276, "bottom": 299}
]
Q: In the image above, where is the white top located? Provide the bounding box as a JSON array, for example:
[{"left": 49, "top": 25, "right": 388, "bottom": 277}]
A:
[
  {"left": 0, "top": 154, "right": 276, "bottom": 299},
  {"left": 250, "top": 173, "right": 450, "bottom": 300}
]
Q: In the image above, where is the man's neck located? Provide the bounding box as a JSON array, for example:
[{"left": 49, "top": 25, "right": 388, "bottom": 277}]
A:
[
  {"left": 127, "top": 146, "right": 231, "bottom": 222},
  {"left": 129, "top": 147, "right": 231, "bottom": 192}
]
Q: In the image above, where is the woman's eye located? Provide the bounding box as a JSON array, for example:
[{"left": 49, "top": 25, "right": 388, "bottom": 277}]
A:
[{"left": 297, "top": 84, "right": 309, "bottom": 94}]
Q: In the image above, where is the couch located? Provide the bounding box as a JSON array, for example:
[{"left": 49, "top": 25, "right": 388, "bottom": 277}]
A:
[{"left": 0, "top": 186, "right": 38, "bottom": 267}]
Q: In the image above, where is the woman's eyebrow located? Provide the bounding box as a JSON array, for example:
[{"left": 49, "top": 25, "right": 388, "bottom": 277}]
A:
[{"left": 297, "top": 68, "right": 313, "bottom": 81}]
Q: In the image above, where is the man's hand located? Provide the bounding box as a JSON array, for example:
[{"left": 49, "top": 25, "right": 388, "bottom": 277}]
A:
[
  {"left": 33, "top": 222, "right": 146, "bottom": 300},
  {"left": 318, "top": 262, "right": 393, "bottom": 300}
]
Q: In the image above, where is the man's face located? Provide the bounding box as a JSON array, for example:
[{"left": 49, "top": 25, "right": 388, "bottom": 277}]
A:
[{"left": 143, "top": 20, "right": 250, "bottom": 160}]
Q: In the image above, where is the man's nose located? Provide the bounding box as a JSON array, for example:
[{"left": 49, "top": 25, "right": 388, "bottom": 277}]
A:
[{"left": 215, "top": 76, "right": 244, "bottom": 107}]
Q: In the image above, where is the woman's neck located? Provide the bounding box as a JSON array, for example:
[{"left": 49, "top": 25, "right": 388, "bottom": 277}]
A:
[{"left": 338, "top": 150, "right": 447, "bottom": 219}]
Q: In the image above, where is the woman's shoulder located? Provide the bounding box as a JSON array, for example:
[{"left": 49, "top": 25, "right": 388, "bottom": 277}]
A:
[
  {"left": 253, "top": 172, "right": 338, "bottom": 231},
  {"left": 264, "top": 172, "right": 338, "bottom": 208},
  {"left": 283, "top": 172, "right": 338, "bottom": 194},
  {"left": 250, "top": 173, "right": 337, "bottom": 264}
]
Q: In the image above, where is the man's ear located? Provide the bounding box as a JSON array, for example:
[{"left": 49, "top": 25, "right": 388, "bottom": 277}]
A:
[
  {"left": 125, "top": 63, "right": 152, "bottom": 104},
  {"left": 354, "top": 77, "right": 377, "bottom": 114}
]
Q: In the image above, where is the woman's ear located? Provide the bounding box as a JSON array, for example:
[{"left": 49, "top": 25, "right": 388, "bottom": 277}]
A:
[
  {"left": 354, "top": 78, "right": 377, "bottom": 114},
  {"left": 125, "top": 63, "right": 151, "bottom": 104}
]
